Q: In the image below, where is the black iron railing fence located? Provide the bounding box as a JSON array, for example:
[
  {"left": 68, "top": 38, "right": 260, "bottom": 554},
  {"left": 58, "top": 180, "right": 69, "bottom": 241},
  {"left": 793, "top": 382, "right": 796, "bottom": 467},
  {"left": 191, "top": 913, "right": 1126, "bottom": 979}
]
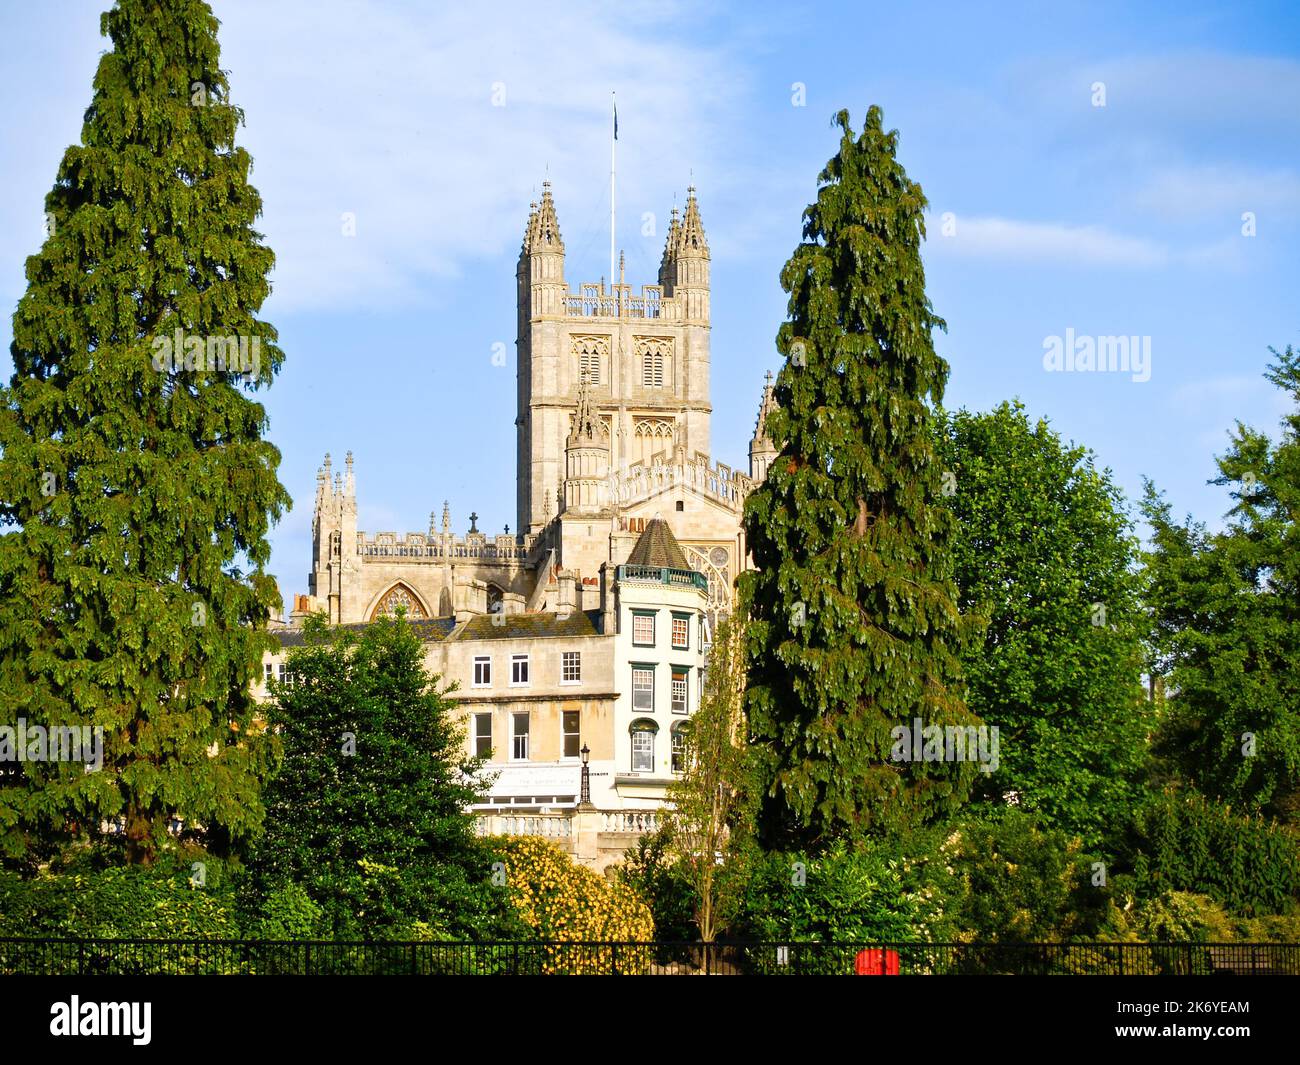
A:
[{"left": 2, "top": 939, "right": 1298, "bottom": 975}]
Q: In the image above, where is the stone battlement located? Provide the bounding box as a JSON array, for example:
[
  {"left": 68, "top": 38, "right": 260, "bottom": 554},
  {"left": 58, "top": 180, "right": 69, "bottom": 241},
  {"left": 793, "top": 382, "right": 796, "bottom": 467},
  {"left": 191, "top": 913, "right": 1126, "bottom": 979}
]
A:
[
  {"left": 356, "top": 530, "right": 539, "bottom": 563},
  {"left": 609, "top": 453, "right": 754, "bottom": 511},
  {"left": 562, "top": 281, "right": 680, "bottom": 321}
]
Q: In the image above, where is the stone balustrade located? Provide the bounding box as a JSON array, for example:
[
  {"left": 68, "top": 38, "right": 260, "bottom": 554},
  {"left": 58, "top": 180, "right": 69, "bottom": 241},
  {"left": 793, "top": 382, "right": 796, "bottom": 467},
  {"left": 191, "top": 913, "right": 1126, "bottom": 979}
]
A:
[
  {"left": 563, "top": 283, "right": 677, "bottom": 320},
  {"left": 609, "top": 456, "right": 753, "bottom": 511},
  {"left": 356, "top": 531, "right": 536, "bottom": 562}
]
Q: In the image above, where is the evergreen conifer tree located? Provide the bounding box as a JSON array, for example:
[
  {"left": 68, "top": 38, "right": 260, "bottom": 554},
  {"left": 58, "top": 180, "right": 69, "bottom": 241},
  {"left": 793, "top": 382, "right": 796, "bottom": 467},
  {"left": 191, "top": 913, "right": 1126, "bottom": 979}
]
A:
[
  {"left": 741, "top": 108, "right": 979, "bottom": 847},
  {"left": 0, "top": 0, "right": 288, "bottom": 864}
]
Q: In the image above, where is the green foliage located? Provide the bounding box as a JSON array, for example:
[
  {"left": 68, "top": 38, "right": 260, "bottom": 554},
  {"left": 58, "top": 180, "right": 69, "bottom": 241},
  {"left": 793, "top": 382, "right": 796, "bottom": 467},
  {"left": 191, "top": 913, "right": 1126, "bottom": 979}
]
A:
[
  {"left": 0, "top": 863, "right": 237, "bottom": 940},
  {"left": 1117, "top": 790, "right": 1300, "bottom": 916},
  {"left": 1132, "top": 891, "right": 1235, "bottom": 943},
  {"left": 0, "top": 0, "right": 288, "bottom": 864},
  {"left": 244, "top": 612, "right": 516, "bottom": 940},
  {"left": 662, "top": 614, "right": 758, "bottom": 940},
  {"left": 1142, "top": 347, "right": 1300, "bottom": 820},
  {"left": 741, "top": 107, "right": 978, "bottom": 848},
  {"left": 941, "top": 806, "right": 1113, "bottom": 942},
  {"left": 935, "top": 402, "right": 1150, "bottom": 847},
  {"left": 242, "top": 882, "right": 326, "bottom": 941},
  {"left": 739, "top": 840, "right": 931, "bottom": 944},
  {"left": 618, "top": 830, "right": 697, "bottom": 942}
]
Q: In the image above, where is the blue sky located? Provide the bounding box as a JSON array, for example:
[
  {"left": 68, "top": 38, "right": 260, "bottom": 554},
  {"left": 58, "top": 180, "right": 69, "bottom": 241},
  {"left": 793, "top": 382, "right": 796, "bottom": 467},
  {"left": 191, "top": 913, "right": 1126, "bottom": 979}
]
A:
[{"left": 2, "top": 0, "right": 1298, "bottom": 611}]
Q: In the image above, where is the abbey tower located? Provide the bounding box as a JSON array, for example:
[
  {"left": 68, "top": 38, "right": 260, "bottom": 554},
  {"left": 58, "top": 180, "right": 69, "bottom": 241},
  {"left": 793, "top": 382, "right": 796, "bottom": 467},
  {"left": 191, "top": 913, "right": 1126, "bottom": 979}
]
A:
[
  {"left": 516, "top": 182, "right": 714, "bottom": 537},
  {"left": 297, "top": 180, "right": 777, "bottom": 628}
]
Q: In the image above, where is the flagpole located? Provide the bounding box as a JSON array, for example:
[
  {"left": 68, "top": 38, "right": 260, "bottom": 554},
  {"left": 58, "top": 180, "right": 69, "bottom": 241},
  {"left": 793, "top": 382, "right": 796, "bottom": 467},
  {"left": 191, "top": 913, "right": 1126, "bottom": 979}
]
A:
[{"left": 610, "top": 91, "right": 616, "bottom": 297}]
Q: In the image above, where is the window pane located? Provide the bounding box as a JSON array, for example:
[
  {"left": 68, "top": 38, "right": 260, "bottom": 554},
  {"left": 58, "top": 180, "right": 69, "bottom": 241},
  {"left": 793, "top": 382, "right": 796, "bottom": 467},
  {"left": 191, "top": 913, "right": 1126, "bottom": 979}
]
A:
[
  {"left": 672, "top": 616, "right": 689, "bottom": 648},
  {"left": 633, "top": 614, "right": 654, "bottom": 644},
  {"left": 562, "top": 651, "right": 581, "bottom": 682},
  {"left": 633, "top": 668, "right": 654, "bottom": 711},
  {"left": 475, "top": 714, "right": 492, "bottom": 757},
  {"left": 632, "top": 731, "right": 654, "bottom": 771},
  {"left": 672, "top": 670, "right": 688, "bottom": 713},
  {"left": 563, "top": 711, "right": 580, "bottom": 758},
  {"left": 512, "top": 712, "right": 529, "bottom": 759}
]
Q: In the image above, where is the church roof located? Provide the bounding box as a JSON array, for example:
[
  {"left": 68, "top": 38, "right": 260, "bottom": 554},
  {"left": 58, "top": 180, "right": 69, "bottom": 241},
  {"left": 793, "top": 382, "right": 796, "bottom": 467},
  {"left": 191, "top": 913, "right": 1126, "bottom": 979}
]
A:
[
  {"left": 456, "top": 609, "right": 601, "bottom": 641},
  {"left": 625, "top": 518, "right": 692, "bottom": 570},
  {"left": 273, "top": 616, "right": 457, "bottom": 648}
]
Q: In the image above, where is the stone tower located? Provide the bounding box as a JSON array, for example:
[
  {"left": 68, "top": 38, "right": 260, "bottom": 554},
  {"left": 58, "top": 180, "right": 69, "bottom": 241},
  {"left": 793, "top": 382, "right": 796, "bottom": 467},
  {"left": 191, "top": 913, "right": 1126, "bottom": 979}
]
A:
[
  {"left": 749, "top": 370, "right": 778, "bottom": 483},
  {"left": 516, "top": 181, "right": 713, "bottom": 536},
  {"left": 309, "top": 451, "right": 358, "bottom": 624}
]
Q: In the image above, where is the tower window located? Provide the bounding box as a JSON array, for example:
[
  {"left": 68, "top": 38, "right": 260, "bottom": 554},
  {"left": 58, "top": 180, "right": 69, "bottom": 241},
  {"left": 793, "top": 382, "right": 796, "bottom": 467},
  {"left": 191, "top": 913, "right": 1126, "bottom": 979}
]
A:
[{"left": 643, "top": 350, "right": 665, "bottom": 388}]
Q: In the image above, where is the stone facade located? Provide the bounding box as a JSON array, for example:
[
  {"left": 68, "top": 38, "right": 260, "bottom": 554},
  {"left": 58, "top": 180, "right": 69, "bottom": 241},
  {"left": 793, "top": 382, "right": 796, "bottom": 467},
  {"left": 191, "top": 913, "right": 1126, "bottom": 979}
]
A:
[{"left": 271, "top": 181, "right": 778, "bottom": 870}]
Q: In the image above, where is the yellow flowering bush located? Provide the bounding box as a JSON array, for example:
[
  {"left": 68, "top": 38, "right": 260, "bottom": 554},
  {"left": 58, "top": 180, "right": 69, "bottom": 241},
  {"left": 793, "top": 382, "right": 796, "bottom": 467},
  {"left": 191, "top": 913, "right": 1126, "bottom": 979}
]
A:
[{"left": 498, "top": 837, "right": 654, "bottom": 973}]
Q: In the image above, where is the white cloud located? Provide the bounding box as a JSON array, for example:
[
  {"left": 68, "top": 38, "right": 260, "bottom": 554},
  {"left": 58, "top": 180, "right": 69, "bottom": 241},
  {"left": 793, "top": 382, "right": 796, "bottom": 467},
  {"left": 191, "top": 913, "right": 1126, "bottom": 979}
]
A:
[
  {"left": 929, "top": 215, "right": 1167, "bottom": 268},
  {"left": 0, "top": 0, "right": 753, "bottom": 316},
  {"left": 1134, "top": 164, "right": 1300, "bottom": 220},
  {"left": 211, "top": 0, "right": 752, "bottom": 313}
]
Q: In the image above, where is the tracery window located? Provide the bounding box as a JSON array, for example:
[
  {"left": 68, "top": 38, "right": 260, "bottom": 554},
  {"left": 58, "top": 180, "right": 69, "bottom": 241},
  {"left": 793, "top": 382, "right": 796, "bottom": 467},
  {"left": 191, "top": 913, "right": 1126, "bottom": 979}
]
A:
[
  {"left": 372, "top": 584, "right": 426, "bottom": 620},
  {"left": 636, "top": 337, "right": 672, "bottom": 389},
  {"left": 571, "top": 335, "right": 608, "bottom": 385}
]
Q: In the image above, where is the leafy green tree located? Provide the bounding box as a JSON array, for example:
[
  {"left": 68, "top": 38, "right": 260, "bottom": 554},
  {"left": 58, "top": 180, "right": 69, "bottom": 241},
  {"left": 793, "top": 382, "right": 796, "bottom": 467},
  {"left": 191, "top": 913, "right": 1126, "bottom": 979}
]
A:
[
  {"left": 1142, "top": 347, "right": 1300, "bottom": 820},
  {"left": 662, "top": 615, "right": 758, "bottom": 942},
  {"left": 0, "top": 0, "right": 288, "bottom": 864},
  {"left": 246, "top": 613, "right": 516, "bottom": 939},
  {"left": 935, "top": 402, "right": 1150, "bottom": 847},
  {"left": 741, "top": 107, "right": 979, "bottom": 847}
]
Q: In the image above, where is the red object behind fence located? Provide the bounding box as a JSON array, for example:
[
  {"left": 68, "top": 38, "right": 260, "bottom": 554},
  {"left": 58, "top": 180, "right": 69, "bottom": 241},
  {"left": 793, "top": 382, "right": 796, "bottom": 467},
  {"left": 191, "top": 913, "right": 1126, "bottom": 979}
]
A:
[{"left": 855, "top": 948, "right": 900, "bottom": 975}]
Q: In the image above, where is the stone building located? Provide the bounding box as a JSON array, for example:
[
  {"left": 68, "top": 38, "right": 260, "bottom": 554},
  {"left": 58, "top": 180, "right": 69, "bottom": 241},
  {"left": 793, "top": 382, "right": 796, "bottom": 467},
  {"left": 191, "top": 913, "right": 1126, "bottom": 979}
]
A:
[{"left": 266, "top": 182, "right": 776, "bottom": 869}]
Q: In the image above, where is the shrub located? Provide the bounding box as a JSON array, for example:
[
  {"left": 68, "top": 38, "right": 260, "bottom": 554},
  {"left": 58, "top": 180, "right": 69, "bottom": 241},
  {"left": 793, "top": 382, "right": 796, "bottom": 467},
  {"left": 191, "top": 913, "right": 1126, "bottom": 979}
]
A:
[
  {"left": 942, "top": 806, "right": 1112, "bottom": 944},
  {"left": 242, "top": 882, "right": 326, "bottom": 941},
  {"left": 740, "top": 841, "right": 931, "bottom": 943},
  {"left": 0, "top": 863, "right": 239, "bottom": 973},
  {"left": 496, "top": 837, "right": 653, "bottom": 973},
  {"left": 1119, "top": 790, "right": 1300, "bottom": 916},
  {"left": 1132, "top": 891, "right": 1234, "bottom": 942},
  {"left": 617, "top": 829, "right": 696, "bottom": 942}
]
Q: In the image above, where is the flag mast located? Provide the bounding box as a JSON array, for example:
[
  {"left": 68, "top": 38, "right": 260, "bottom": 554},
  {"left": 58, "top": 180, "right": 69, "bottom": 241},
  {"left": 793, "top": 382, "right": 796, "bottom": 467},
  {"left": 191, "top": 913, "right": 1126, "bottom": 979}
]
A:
[{"left": 610, "top": 91, "right": 617, "bottom": 297}]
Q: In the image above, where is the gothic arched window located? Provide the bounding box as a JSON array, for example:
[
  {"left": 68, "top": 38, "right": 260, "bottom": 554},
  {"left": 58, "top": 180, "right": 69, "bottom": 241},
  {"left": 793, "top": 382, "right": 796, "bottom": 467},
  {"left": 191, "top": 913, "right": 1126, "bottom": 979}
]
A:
[
  {"left": 372, "top": 583, "right": 427, "bottom": 621},
  {"left": 571, "top": 335, "right": 608, "bottom": 385},
  {"left": 633, "top": 419, "right": 674, "bottom": 468},
  {"left": 636, "top": 337, "right": 672, "bottom": 389}
]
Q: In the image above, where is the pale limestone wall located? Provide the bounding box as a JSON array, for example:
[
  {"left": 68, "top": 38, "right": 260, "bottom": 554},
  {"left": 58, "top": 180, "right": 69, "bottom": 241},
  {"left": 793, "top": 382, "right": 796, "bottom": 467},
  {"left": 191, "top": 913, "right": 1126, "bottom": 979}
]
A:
[{"left": 433, "top": 631, "right": 623, "bottom": 809}]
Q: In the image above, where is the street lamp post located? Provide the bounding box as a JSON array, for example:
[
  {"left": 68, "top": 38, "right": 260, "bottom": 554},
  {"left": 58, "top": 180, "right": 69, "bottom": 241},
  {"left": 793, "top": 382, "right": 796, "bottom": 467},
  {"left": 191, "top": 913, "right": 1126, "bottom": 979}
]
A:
[{"left": 579, "top": 743, "right": 591, "bottom": 807}]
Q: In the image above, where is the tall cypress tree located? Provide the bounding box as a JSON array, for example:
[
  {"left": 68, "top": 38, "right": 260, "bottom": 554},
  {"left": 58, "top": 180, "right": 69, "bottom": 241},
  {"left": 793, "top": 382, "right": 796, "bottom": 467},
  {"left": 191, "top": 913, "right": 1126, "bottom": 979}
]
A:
[
  {"left": 741, "top": 108, "right": 979, "bottom": 847},
  {"left": 0, "top": 0, "right": 288, "bottom": 864}
]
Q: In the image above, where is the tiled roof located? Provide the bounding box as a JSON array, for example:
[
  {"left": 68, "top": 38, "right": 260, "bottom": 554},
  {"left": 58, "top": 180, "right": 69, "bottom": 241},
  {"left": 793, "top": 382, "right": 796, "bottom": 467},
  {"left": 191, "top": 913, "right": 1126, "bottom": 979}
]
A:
[
  {"left": 454, "top": 609, "right": 602, "bottom": 641},
  {"left": 625, "top": 518, "right": 691, "bottom": 570},
  {"left": 272, "top": 616, "right": 457, "bottom": 649}
]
